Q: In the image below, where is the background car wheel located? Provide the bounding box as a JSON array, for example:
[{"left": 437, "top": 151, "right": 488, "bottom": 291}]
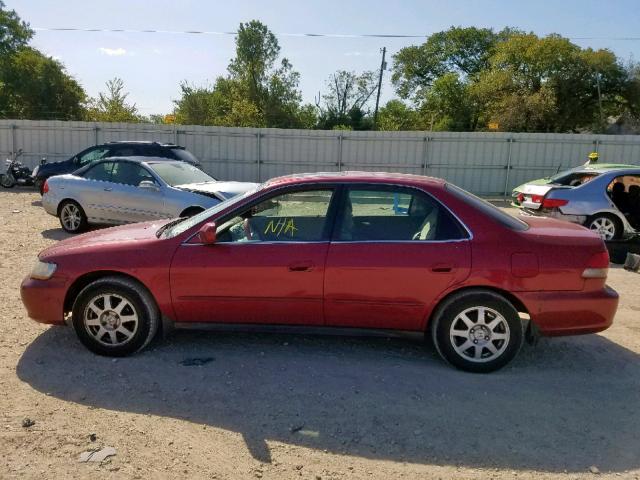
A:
[
  {"left": 72, "top": 276, "right": 159, "bottom": 357},
  {"left": 431, "top": 291, "right": 524, "bottom": 373},
  {"left": 587, "top": 214, "right": 622, "bottom": 241},
  {"left": 58, "top": 200, "right": 88, "bottom": 233}
]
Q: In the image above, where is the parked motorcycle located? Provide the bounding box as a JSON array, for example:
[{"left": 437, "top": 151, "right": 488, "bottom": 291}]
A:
[{"left": 1, "top": 149, "right": 34, "bottom": 188}]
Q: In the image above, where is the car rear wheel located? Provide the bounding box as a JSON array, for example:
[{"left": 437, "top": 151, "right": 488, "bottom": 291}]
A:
[
  {"left": 587, "top": 214, "right": 621, "bottom": 241},
  {"left": 72, "top": 276, "right": 159, "bottom": 357},
  {"left": 179, "top": 206, "right": 204, "bottom": 218},
  {"left": 58, "top": 200, "right": 88, "bottom": 233},
  {"left": 431, "top": 291, "right": 524, "bottom": 373}
]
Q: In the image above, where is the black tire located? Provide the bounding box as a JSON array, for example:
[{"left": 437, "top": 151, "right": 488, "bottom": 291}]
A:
[
  {"left": 58, "top": 200, "right": 88, "bottom": 233},
  {"left": 71, "top": 276, "right": 159, "bottom": 357},
  {"left": 431, "top": 290, "right": 524, "bottom": 373},
  {"left": 34, "top": 178, "right": 45, "bottom": 195},
  {"left": 179, "top": 206, "right": 204, "bottom": 218},
  {"left": 587, "top": 213, "right": 622, "bottom": 241},
  {"left": 1, "top": 173, "right": 15, "bottom": 188}
]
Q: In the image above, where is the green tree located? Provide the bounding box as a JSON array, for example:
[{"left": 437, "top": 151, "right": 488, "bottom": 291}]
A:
[
  {"left": 85, "top": 78, "right": 142, "bottom": 123},
  {"left": 392, "top": 26, "right": 513, "bottom": 101},
  {"left": 0, "top": 2, "right": 85, "bottom": 120},
  {"left": 377, "top": 100, "right": 421, "bottom": 131},
  {"left": 175, "top": 20, "right": 306, "bottom": 128},
  {"left": 316, "top": 70, "right": 377, "bottom": 130},
  {"left": 0, "top": 0, "right": 32, "bottom": 56}
]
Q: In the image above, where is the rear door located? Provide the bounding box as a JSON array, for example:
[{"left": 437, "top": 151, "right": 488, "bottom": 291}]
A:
[{"left": 324, "top": 185, "right": 472, "bottom": 331}]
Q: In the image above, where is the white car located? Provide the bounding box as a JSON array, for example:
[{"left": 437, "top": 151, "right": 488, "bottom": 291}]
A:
[{"left": 42, "top": 156, "right": 258, "bottom": 233}]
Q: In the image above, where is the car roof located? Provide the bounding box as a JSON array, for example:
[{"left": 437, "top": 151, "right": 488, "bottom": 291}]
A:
[
  {"left": 99, "top": 156, "right": 188, "bottom": 165},
  {"left": 103, "top": 141, "right": 184, "bottom": 148},
  {"left": 265, "top": 171, "right": 446, "bottom": 188}
]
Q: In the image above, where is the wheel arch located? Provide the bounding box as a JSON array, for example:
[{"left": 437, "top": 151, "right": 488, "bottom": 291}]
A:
[
  {"left": 426, "top": 285, "right": 530, "bottom": 334},
  {"left": 179, "top": 205, "right": 205, "bottom": 217},
  {"left": 64, "top": 270, "right": 155, "bottom": 315},
  {"left": 56, "top": 197, "right": 84, "bottom": 216}
]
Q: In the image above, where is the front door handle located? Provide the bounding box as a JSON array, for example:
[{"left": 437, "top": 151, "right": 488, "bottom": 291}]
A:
[
  {"left": 104, "top": 187, "right": 113, "bottom": 192},
  {"left": 288, "top": 262, "right": 314, "bottom": 272}
]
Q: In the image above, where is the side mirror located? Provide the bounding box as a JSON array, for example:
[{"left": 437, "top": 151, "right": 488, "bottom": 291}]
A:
[
  {"left": 198, "top": 222, "right": 217, "bottom": 244},
  {"left": 139, "top": 180, "right": 160, "bottom": 191}
]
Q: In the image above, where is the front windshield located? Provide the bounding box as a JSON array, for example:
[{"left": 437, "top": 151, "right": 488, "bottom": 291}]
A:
[
  {"left": 149, "top": 162, "right": 214, "bottom": 186},
  {"left": 161, "top": 184, "right": 263, "bottom": 238}
]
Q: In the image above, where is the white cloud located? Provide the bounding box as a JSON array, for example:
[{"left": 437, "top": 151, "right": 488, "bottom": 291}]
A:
[
  {"left": 344, "top": 51, "right": 363, "bottom": 57},
  {"left": 99, "top": 47, "right": 127, "bottom": 57}
]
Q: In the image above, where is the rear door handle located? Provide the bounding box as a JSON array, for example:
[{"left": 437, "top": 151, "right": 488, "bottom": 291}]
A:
[
  {"left": 104, "top": 187, "right": 112, "bottom": 192},
  {"left": 288, "top": 262, "right": 314, "bottom": 272},
  {"left": 431, "top": 264, "right": 453, "bottom": 273}
]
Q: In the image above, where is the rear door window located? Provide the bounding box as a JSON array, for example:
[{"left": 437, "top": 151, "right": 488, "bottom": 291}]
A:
[
  {"left": 336, "top": 186, "right": 467, "bottom": 241},
  {"left": 82, "top": 161, "right": 115, "bottom": 182}
]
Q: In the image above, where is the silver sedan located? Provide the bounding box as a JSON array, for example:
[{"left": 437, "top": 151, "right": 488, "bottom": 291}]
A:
[
  {"left": 42, "top": 157, "right": 258, "bottom": 233},
  {"left": 515, "top": 167, "right": 640, "bottom": 240}
]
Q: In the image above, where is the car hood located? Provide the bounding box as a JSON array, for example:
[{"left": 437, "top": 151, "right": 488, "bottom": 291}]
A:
[
  {"left": 39, "top": 220, "right": 169, "bottom": 259},
  {"left": 175, "top": 181, "right": 259, "bottom": 199}
]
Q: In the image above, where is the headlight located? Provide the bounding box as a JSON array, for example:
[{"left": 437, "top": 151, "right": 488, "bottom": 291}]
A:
[{"left": 30, "top": 260, "right": 57, "bottom": 280}]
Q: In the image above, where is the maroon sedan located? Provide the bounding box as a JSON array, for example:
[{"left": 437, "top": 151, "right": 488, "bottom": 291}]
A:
[{"left": 21, "top": 172, "right": 618, "bottom": 372}]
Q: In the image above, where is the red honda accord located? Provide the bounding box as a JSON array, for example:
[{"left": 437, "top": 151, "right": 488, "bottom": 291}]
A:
[{"left": 21, "top": 172, "right": 618, "bottom": 372}]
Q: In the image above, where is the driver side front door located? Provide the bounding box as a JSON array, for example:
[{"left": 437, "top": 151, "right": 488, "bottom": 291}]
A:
[{"left": 170, "top": 188, "right": 337, "bottom": 325}]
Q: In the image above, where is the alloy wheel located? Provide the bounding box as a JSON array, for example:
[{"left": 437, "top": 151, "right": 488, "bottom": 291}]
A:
[
  {"left": 83, "top": 293, "right": 139, "bottom": 347},
  {"left": 589, "top": 217, "right": 616, "bottom": 241},
  {"left": 449, "top": 306, "right": 511, "bottom": 363},
  {"left": 61, "top": 204, "right": 81, "bottom": 231}
]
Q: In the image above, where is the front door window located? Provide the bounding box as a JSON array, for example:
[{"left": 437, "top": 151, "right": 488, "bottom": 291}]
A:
[{"left": 217, "top": 190, "right": 334, "bottom": 243}]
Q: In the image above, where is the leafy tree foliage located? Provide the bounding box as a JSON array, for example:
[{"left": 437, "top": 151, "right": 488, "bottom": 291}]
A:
[
  {"left": 175, "top": 20, "right": 308, "bottom": 128},
  {"left": 85, "top": 78, "right": 142, "bottom": 123},
  {"left": 0, "top": 2, "right": 85, "bottom": 120},
  {"left": 392, "top": 27, "right": 640, "bottom": 132},
  {"left": 316, "top": 70, "right": 377, "bottom": 130},
  {"left": 377, "top": 100, "right": 422, "bottom": 131}
]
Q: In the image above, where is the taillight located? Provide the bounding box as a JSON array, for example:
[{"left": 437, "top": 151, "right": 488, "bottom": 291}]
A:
[
  {"left": 541, "top": 198, "right": 568, "bottom": 208},
  {"left": 42, "top": 180, "right": 49, "bottom": 194},
  {"left": 531, "top": 194, "right": 544, "bottom": 203},
  {"left": 582, "top": 250, "right": 610, "bottom": 279}
]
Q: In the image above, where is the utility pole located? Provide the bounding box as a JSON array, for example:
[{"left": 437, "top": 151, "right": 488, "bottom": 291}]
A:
[
  {"left": 595, "top": 72, "right": 604, "bottom": 129},
  {"left": 373, "top": 47, "right": 387, "bottom": 130}
]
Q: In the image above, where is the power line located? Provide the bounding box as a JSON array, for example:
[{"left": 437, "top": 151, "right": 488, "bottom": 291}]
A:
[{"left": 30, "top": 27, "right": 640, "bottom": 41}]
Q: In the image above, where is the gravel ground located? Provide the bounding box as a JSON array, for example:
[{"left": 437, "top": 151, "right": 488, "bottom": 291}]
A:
[{"left": 1, "top": 188, "right": 640, "bottom": 480}]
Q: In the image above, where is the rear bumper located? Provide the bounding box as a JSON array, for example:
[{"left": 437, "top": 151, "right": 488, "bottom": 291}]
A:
[
  {"left": 41, "top": 194, "right": 58, "bottom": 216},
  {"left": 518, "top": 286, "right": 618, "bottom": 336},
  {"left": 20, "top": 276, "right": 67, "bottom": 325}
]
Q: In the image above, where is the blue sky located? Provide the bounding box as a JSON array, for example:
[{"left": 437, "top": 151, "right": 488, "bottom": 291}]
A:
[{"left": 8, "top": 0, "right": 640, "bottom": 115}]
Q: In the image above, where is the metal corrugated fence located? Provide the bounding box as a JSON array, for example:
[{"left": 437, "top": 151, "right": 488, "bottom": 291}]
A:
[{"left": 2, "top": 120, "right": 640, "bottom": 195}]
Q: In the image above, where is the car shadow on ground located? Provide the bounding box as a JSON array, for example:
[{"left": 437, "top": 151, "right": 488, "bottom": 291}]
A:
[{"left": 17, "top": 327, "right": 640, "bottom": 473}]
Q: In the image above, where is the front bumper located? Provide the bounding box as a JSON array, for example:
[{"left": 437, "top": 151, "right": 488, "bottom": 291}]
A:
[
  {"left": 20, "top": 276, "right": 67, "bottom": 325},
  {"left": 518, "top": 286, "right": 618, "bottom": 336}
]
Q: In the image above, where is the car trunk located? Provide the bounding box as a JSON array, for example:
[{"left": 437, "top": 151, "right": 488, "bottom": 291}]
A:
[{"left": 515, "top": 184, "right": 572, "bottom": 210}]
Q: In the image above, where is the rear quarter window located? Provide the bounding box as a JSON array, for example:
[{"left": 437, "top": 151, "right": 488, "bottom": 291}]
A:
[{"left": 446, "top": 183, "right": 529, "bottom": 231}]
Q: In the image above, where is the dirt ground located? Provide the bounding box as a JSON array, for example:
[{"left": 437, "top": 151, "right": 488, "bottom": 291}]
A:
[{"left": 1, "top": 188, "right": 639, "bottom": 480}]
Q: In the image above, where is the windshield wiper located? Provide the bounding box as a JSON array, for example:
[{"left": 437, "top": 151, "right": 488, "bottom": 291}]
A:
[{"left": 155, "top": 217, "right": 188, "bottom": 238}]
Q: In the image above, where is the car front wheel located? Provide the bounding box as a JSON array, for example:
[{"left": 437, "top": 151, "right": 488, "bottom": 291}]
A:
[
  {"left": 432, "top": 291, "right": 524, "bottom": 373},
  {"left": 72, "top": 276, "right": 159, "bottom": 356},
  {"left": 587, "top": 214, "right": 621, "bottom": 241}
]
